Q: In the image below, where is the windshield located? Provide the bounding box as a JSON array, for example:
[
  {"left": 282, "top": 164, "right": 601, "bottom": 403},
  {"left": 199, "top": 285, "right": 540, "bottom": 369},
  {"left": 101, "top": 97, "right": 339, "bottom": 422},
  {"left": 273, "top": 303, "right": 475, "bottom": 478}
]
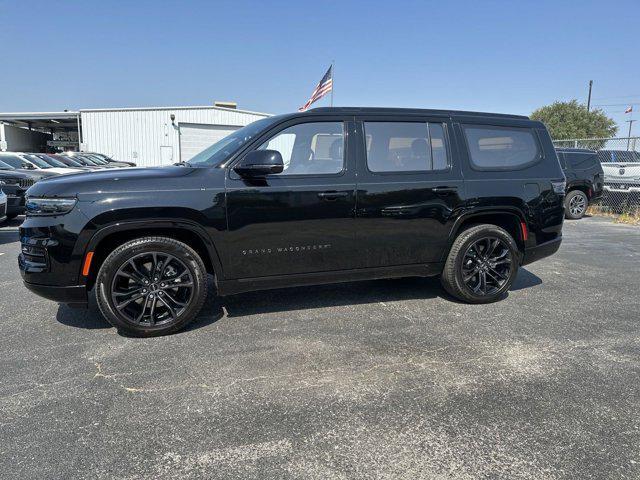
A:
[
  {"left": 597, "top": 150, "right": 640, "bottom": 163},
  {"left": 0, "top": 160, "right": 15, "bottom": 170},
  {"left": 24, "top": 154, "right": 52, "bottom": 169},
  {"left": 89, "top": 153, "right": 111, "bottom": 162},
  {"left": 84, "top": 154, "right": 108, "bottom": 165},
  {"left": 56, "top": 155, "right": 84, "bottom": 167},
  {"left": 78, "top": 156, "right": 101, "bottom": 166},
  {"left": 0, "top": 154, "right": 28, "bottom": 169},
  {"left": 65, "top": 155, "right": 93, "bottom": 166},
  {"left": 187, "top": 117, "right": 277, "bottom": 167},
  {"left": 36, "top": 154, "right": 67, "bottom": 168}
]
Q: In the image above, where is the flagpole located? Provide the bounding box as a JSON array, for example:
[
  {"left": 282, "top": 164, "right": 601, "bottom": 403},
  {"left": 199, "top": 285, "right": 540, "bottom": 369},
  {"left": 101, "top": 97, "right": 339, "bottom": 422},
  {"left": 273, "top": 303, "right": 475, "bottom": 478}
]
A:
[{"left": 331, "top": 60, "right": 334, "bottom": 107}]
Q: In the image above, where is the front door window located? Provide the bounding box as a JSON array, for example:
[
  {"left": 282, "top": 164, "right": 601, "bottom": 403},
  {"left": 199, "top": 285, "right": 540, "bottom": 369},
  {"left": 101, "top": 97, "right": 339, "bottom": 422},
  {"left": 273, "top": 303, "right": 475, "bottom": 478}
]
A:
[{"left": 258, "top": 122, "right": 344, "bottom": 175}]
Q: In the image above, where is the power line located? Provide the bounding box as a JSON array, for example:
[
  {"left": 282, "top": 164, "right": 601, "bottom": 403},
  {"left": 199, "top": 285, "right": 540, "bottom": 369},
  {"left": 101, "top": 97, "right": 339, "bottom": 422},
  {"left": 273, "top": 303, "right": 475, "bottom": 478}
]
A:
[
  {"left": 592, "top": 103, "right": 639, "bottom": 107},
  {"left": 591, "top": 94, "right": 640, "bottom": 101}
]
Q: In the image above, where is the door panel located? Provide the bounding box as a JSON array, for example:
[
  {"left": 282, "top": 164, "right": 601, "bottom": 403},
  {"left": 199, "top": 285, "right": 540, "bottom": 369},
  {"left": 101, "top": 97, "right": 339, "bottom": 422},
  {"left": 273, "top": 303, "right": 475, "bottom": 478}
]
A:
[
  {"left": 223, "top": 118, "right": 357, "bottom": 279},
  {"left": 354, "top": 116, "right": 464, "bottom": 268}
]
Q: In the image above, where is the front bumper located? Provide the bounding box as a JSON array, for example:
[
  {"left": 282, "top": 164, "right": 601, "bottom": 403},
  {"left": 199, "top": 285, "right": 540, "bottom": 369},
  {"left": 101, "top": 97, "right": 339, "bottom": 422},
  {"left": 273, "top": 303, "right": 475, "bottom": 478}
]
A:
[
  {"left": 22, "top": 280, "right": 87, "bottom": 305},
  {"left": 521, "top": 237, "right": 562, "bottom": 266}
]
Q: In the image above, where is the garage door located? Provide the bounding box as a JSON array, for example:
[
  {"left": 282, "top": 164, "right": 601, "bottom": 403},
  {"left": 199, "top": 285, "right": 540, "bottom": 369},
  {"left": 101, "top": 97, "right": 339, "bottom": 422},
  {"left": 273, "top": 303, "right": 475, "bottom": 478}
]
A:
[{"left": 179, "top": 123, "right": 241, "bottom": 162}]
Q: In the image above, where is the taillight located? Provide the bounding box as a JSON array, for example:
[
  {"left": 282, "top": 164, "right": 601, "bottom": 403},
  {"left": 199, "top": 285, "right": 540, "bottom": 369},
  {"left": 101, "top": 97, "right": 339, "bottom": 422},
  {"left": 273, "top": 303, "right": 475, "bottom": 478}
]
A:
[{"left": 520, "top": 221, "right": 528, "bottom": 241}]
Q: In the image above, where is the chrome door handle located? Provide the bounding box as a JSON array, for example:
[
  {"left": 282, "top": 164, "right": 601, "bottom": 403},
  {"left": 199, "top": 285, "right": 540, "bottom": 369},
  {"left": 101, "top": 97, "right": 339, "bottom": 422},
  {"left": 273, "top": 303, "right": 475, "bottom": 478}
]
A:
[{"left": 317, "top": 191, "right": 349, "bottom": 200}]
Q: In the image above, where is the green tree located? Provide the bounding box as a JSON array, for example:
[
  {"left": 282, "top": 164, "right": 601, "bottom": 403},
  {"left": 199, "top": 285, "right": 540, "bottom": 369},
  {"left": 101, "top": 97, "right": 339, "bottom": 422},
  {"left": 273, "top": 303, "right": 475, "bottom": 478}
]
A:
[{"left": 531, "top": 100, "right": 617, "bottom": 140}]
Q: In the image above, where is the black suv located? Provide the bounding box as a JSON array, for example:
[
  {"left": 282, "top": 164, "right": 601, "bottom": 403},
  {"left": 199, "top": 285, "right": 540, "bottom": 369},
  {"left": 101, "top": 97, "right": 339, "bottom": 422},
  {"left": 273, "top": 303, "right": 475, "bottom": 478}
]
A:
[
  {"left": 0, "top": 160, "right": 41, "bottom": 219},
  {"left": 19, "top": 108, "right": 565, "bottom": 336},
  {"left": 555, "top": 148, "right": 604, "bottom": 219}
]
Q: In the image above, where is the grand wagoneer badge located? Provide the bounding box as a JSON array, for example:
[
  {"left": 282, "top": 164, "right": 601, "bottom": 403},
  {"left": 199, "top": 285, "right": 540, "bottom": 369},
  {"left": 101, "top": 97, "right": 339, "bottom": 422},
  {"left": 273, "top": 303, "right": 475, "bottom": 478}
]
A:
[{"left": 242, "top": 244, "right": 332, "bottom": 255}]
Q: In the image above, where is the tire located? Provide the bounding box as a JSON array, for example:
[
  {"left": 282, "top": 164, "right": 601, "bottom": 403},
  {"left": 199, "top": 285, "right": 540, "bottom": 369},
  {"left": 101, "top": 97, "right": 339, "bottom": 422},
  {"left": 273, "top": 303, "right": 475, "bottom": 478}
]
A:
[
  {"left": 564, "top": 190, "right": 588, "bottom": 220},
  {"left": 441, "top": 224, "right": 519, "bottom": 304},
  {"left": 6, "top": 213, "right": 18, "bottom": 220},
  {"left": 95, "top": 236, "right": 208, "bottom": 336}
]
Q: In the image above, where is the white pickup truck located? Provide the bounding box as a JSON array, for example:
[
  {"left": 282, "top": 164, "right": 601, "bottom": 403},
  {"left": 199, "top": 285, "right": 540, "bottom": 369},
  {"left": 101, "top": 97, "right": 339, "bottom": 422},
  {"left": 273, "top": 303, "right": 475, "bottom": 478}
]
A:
[{"left": 597, "top": 150, "right": 640, "bottom": 209}]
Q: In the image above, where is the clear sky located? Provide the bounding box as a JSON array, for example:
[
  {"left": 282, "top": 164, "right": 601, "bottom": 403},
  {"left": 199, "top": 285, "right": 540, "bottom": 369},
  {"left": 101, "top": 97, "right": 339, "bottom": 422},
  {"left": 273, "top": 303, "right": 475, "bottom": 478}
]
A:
[{"left": 1, "top": 0, "right": 639, "bottom": 135}]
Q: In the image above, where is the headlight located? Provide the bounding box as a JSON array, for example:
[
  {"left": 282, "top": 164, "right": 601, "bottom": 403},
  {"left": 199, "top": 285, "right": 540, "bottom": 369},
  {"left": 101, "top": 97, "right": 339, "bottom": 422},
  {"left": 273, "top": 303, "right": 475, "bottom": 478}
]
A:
[{"left": 25, "top": 197, "right": 77, "bottom": 216}]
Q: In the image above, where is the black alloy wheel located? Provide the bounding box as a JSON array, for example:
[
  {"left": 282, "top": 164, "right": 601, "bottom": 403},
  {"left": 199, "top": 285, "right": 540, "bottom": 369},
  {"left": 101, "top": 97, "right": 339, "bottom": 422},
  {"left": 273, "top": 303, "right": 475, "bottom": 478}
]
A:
[
  {"left": 96, "top": 237, "right": 207, "bottom": 336},
  {"left": 441, "top": 224, "right": 519, "bottom": 304},
  {"left": 461, "top": 237, "right": 512, "bottom": 296},
  {"left": 111, "top": 252, "right": 195, "bottom": 326}
]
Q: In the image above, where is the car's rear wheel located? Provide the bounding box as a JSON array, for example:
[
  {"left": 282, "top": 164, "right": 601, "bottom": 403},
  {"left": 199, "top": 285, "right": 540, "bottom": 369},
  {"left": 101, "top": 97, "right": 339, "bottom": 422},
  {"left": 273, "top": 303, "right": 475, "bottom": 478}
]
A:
[
  {"left": 95, "top": 237, "right": 208, "bottom": 336},
  {"left": 441, "top": 224, "right": 519, "bottom": 304},
  {"left": 565, "top": 190, "right": 588, "bottom": 219}
]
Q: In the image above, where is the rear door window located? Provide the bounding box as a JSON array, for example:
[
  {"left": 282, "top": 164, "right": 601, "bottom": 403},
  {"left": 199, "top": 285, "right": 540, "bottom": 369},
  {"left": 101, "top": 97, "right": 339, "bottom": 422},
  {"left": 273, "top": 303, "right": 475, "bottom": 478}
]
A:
[
  {"left": 363, "top": 121, "right": 449, "bottom": 173},
  {"left": 463, "top": 125, "right": 541, "bottom": 170}
]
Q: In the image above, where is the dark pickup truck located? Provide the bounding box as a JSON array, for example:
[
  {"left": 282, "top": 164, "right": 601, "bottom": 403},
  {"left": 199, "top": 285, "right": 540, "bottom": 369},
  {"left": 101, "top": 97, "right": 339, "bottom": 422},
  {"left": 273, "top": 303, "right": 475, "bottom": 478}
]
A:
[{"left": 555, "top": 148, "right": 604, "bottom": 219}]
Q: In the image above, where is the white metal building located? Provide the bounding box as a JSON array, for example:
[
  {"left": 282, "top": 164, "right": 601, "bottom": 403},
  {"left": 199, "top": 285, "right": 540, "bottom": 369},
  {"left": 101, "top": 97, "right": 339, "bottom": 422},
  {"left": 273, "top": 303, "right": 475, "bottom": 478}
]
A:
[{"left": 0, "top": 104, "right": 270, "bottom": 167}]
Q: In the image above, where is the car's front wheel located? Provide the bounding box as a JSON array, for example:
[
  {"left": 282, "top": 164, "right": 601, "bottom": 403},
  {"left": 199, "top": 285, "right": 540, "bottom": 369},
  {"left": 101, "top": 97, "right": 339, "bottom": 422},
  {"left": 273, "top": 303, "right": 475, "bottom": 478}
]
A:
[
  {"left": 95, "top": 237, "right": 208, "bottom": 336},
  {"left": 441, "top": 224, "right": 519, "bottom": 304},
  {"left": 565, "top": 190, "right": 588, "bottom": 219}
]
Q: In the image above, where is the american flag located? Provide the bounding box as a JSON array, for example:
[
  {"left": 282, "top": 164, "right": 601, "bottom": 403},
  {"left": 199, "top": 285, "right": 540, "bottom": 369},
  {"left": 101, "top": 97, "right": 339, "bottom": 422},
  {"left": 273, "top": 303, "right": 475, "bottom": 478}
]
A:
[{"left": 299, "top": 66, "right": 333, "bottom": 111}]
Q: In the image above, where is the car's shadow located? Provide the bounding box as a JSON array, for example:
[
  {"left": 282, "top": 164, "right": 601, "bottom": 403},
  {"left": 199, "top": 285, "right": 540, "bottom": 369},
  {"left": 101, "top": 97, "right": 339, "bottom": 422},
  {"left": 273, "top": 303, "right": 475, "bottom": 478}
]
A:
[
  {"left": 0, "top": 231, "right": 19, "bottom": 246},
  {"left": 0, "top": 217, "right": 22, "bottom": 245},
  {"left": 55, "top": 268, "right": 542, "bottom": 334}
]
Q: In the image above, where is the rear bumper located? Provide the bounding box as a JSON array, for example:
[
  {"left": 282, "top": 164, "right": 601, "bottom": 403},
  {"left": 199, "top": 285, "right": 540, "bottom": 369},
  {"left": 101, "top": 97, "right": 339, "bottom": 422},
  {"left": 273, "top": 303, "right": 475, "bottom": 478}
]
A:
[
  {"left": 521, "top": 237, "right": 562, "bottom": 266},
  {"left": 22, "top": 280, "right": 88, "bottom": 305}
]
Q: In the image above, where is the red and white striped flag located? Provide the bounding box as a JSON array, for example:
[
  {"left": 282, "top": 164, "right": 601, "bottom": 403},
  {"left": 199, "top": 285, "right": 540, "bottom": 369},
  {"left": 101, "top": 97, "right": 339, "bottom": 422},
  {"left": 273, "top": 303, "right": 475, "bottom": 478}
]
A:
[
  {"left": 299, "top": 66, "right": 333, "bottom": 112},
  {"left": 625, "top": 106, "right": 633, "bottom": 114}
]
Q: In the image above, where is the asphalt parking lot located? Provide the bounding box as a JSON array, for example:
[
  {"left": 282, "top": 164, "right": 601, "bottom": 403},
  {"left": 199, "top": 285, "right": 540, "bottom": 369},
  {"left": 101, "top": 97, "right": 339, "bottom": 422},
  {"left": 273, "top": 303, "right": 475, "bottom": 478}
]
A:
[{"left": 1, "top": 216, "right": 639, "bottom": 479}]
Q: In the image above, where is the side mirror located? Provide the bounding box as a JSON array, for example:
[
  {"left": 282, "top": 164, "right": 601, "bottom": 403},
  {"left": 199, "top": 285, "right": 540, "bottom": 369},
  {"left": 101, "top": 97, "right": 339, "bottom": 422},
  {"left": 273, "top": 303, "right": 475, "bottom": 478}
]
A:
[{"left": 234, "top": 150, "right": 284, "bottom": 177}]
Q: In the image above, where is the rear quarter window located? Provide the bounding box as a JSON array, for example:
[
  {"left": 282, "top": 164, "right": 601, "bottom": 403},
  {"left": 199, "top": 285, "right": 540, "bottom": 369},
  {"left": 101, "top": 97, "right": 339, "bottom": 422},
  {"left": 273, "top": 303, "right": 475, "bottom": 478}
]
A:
[
  {"left": 565, "top": 152, "right": 598, "bottom": 169},
  {"left": 463, "top": 125, "right": 542, "bottom": 170}
]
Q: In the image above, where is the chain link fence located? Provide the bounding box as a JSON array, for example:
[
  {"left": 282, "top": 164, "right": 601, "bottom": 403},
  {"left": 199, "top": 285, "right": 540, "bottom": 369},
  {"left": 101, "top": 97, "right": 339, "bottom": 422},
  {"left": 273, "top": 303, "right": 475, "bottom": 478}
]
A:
[{"left": 553, "top": 137, "right": 640, "bottom": 218}]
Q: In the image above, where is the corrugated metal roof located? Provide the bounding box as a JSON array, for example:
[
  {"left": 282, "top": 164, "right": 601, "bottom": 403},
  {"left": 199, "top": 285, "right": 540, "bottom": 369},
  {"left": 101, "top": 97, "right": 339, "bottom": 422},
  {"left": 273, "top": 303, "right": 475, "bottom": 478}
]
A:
[{"left": 79, "top": 105, "right": 271, "bottom": 116}]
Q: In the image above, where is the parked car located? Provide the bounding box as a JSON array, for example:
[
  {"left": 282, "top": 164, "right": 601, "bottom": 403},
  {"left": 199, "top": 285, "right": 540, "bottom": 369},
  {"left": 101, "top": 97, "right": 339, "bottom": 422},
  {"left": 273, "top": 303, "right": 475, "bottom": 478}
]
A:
[
  {"left": 31, "top": 153, "right": 92, "bottom": 172},
  {"left": 20, "top": 153, "right": 85, "bottom": 175},
  {"left": 82, "top": 152, "right": 136, "bottom": 168},
  {"left": 19, "top": 107, "right": 565, "bottom": 336},
  {"left": 0, "top": 153, "right": 59, "bottom": 180},
  {"left": 555, "top": 148, "right": 604, "bottom": 219},
  {"left": 597, "top": 150, "right": 640, "bottom": 210},
  {"left": 47, "top": 154, "right": 96, "bottom": 171},
  {"left": 0, "top": 189, "right": 7, "bottom": 224},
  {"left": 80, "top": 152, "right": 137, "bottom": 167},
  {"left": 0, "top": 161, "right": 40, "bottom": 219},
  {"left": 57, "top": 153, "right": 108, "bottom": 170},
  {"left": 64, "top": 152, "right": 120, "bottom": 168}
]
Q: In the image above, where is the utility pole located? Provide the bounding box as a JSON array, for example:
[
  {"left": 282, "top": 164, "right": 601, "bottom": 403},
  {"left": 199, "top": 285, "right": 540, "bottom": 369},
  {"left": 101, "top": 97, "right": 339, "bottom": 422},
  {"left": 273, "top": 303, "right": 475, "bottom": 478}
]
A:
[
  {"left": 587, "top": 80, "right": 593, "bottom": 111},
  {"left": 626, "top": 119, "right": 635, "bottom": 150}
]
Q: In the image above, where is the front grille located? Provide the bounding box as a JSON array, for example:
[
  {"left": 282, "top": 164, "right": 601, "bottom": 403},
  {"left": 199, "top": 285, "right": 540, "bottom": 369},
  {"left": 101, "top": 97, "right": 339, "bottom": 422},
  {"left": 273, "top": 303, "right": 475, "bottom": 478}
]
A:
[{"left": 19, "top": 178, "right": 35, "bottom": 188}]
